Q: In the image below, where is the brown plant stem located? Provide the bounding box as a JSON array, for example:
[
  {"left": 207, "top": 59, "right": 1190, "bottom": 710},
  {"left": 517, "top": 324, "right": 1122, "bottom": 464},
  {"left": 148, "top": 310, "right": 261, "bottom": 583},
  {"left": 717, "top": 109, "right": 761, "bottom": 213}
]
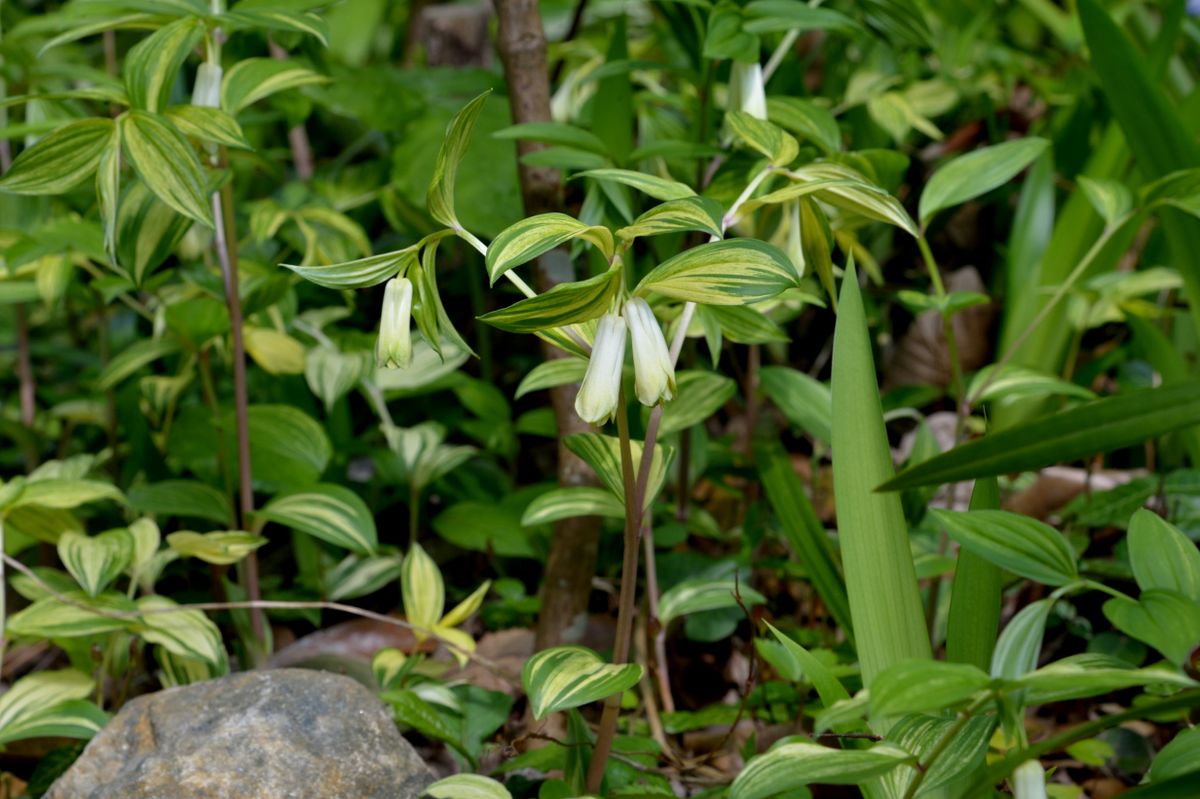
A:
[{"left": 267, "top": 40, "right": 315, "bottom": 180}]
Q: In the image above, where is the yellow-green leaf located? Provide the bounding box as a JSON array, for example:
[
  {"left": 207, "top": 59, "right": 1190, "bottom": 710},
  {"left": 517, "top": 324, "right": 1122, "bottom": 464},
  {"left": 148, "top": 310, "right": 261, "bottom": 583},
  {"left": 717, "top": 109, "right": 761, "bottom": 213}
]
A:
[
  {"left": 165, "top": 105, "right": 251, "bottom": 149},
  {"left": 8, "top": 592, "right": 134, "bottom": 638},
  {"left": 166, "top": 531, "right": 266, "bottom": 566},
  {"left": 401, "top": 543, "right": 444, "bottom": 634},
  {"left": 244, "top": 326, "right": 307, "bottom": 375},
  {"left": 0, "top": 118, "right": 113, "bottom": 195},
  {"left": 257, "top": 484, "right": 378, "bottom": 556},
  {"left": 479, "top": 264, "right": 622, "bottom": 333},
  {"left": 135, "top": 595, "right": 227, "bottom": 670},
  {"left": 635, "top": 239, "right": 798, "bottom": 305},
  {"left": 485, "top": 213, "right": 614, "bottom": 285},
  {"left": 57, "top": 529, "right": 134, "bottom": 598},
  {"left": 221, "top": 58, "right": 328, "bottom": 115},
  {"left": 427, "top": 90, "right": 491, "bottom": 229},
  {"left": 123, "top": 16, "right": 204, "bottom": 113},
  {"left": 120, "top": 111, "right": 213, "bottom": 227},
  {"left": 617, "top": 195, "right": 724, "bottom": 240},
  {"left": 521, "top": 645, "right": 644, "bottom": 719},
  {"left": 575, "top": 167, "right": 694, "bottom": 201},
  {"left": 727, "top": 110, "right": 799, "bottom": 165}
]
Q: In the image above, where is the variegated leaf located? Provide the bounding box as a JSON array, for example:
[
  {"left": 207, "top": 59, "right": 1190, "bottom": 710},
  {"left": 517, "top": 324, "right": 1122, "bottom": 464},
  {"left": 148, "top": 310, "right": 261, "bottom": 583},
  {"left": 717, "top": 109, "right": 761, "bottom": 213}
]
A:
[
  {"left": 575, "top": 168, "right": 694, "bottom": 201},
  {"left": 441, "top": 581, "right": 492, "bottom": 628},
  {"left": 327, "top": 554, "right": 403, "bottom": 601},
  {"left": 520, "top": 487, "right": 625, "bottom": 526},
  {"left": 478, "top": 264, "right": 621, "bottom": 332},
  {"left": 8, "top": 592, "right": 135, "bottom": 638},
  {"left": 727, "top": 110, "right": 799, "bottom": 165},
  {"left": 514, "top": 357, "right": 587, "bottom": 399},
  {"left": 402, "top": 543, "right": 444, "bottom": 634},
  {"left": 791, "top": 162, "right": 917, "bottom": 236},
  {"left": 657, "top": 578, "right": 766, "bottom": 626},
  {"left": 222, "top": 8, "right": 330, "bottom": 45},
  {"left": 165, "top": 105, "right": 251, "bottom": 149},
  {"left": 282, "top": 247, "right": 415, "bottom": 289},
  {"left": 0, "top": 670, "right": 106, "bottom": 745},
  {"left": 635, "top": 239, "right": 798, "bottom": 305},
  {"left": 57, "top": 529, "right": 134, "bottom": 598},
  {"left": 563, "top": 432, "right": 673, "bottom": 511},
  {"left": 731, "top": 742, "right": 912, "bottom": 799},
  {"left": 485, "top": 213, "right": 614, "bottom": 285},
  {"left": 305, "top": 347, "right": 369, "bottom": 411},
  {"left": 427, "top": 90, "right": 490, "bottom": 229},
  {"left": 617, "top": 195, "right": 724, "bottom": 240},
  {"left": 425, "top": 775, "right": 513, "bottom": 799},
  {"left": 257, "top": 484, "right": 377, "bottom": 555},
  {"left": 136, "top": 595, "right": 227, "bottom": 670},
  {"left": 0, "top": 118, "right": 113, "bottom": 195},
  {"left": 120, "top": 111, "right": 213, "bottom": 227},
  {"left": 123, "top": 16, "right": 204, "bottom": 112},
  {"left": 221, "top": 58, "right": 328, "bottom": 115},
  {"left": 521, "top": 646, "right": 644, "bottom": 719},
  {"left": 166, "top": 531, "right": 266, "bottom": 565},
  {"left": 13, "top": 479, "right": 123, "bottom": 510}
]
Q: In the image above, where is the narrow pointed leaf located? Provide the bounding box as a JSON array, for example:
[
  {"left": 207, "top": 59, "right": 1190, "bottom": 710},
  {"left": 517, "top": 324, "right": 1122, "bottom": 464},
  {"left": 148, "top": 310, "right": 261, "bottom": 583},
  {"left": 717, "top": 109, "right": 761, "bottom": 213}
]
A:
[
  {"left": 485, "top": 213, "right": 613, "bottom": 285},
  {"left": 120, "top": 111, "right": 213, "bottom": 227},
  {"left": 123, "top": 16, "right": 204, "bottom": 112},
  {"left": 919, "top": 138, "right": 1050, "bottom": 226},
  {"left": 575, "top": 168, "right": 694, "bottom": 201},
  {"left": 617, "top": 196, "right": 724, "bottom": 240},
  {"left": 931, "top": 509, "right": 1077, "bottom": 586},
  {"left": 0, "top": 118, "right": 113, "bottom": 195},
  {"left": 1127, "top": 509, "right": 1200, "bottom": 601},
  {"left": 427, "top": 90, "right": 491, "bottom": 229},
  {"left": 521, "top": 646, "right": 643, "bottom": 719},
  {"left": 520, "top": 487, "right": 625, "bottom": 526},
  {"left": 731, "top": 742, "right": 912, "bottom": 799},
  {"left": 257, "top": 484, "right": 378, "bottom": 556},
  {"left": 221, "top": 59, "right": 328, "bottom": 115},
  {"left": 479, "top": 264, "right": 621, "bottom": 333}
]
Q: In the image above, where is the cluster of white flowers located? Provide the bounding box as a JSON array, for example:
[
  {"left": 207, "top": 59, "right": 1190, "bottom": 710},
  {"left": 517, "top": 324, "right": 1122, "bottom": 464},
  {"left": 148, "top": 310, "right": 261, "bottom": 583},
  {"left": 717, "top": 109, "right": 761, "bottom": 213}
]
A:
[{"left": 574, "top": 298, "right": 676, "bottom": 425}]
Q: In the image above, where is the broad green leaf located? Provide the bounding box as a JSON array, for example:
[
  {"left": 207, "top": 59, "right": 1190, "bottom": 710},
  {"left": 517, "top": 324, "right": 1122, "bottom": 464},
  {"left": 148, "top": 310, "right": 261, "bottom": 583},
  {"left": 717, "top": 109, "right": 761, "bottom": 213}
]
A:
[
  {"left": 221, "top": 58, "right": 328, "bottom": 114},
  {"left": 991, "top": 598, "right": 1053, "bottom": 679},
  {"left": 882, "top": 714, "right": 997, "bottom": 798},
  {"left": 57, "top": 529, "right": 134, "bottom": 598},
  {"left": 617, "top": 196, "right": 724, "bottom": 240},
  {"left": 166, "top": 531, "right": 266, "bottom": 565},
  {"left": 120, "top": 111, "right": 214, "bottom": 227},
  {"left": 305, "top": 347, "right": 369, "bottom": 411},
  {"left": 657, "top": 370, "right": 737, "bottom": 436},
  {"left": 515, "top": 357, "right": 587, "bottom": 399},
  {"left": 0, "top": 670, "right": 106, "bottom": 745},
  {"left": 784, "top": 162, "right": 917, "bottom": 236},
  {"left": 1014, "top": 654, "right": 1195, "bottom": 705},
  {"left": 764, "top": 622, "right": 850, "bottom": 708},
  {"left": 327, "top": 554, "right": 403, "bottom": 602},
  {"left": 8, "top": 592, "right": 135, "bottom": 638},
  {"left": 479, "top": 265, "right": 621, "bottom": 333},
  {"left": 1151, "top": 727, "right": 1200, "bottom": 783},
  {"left": 707, "top": 305, "right": 790, "bottom": 345},
  {"left": 727, "top": 110, "right": 799, "bottom": 166},
  {"left": 563, "top": 432, "right": 673, "bottom": 511},
  {"left": 241, "top": 404, "right": 332, "bottom": 490},
  {"left": 127, "top": 480, "right": 233, "bottom": 525},
  {"left": 635, "top": 239, "right": 797, "bottom": 305},
  {"left": 12, "top": 479, "right": 123, "bottom": 510},
  {"left": 931, "top": 509, "right": 1077, "bottom": 586},
  {"left": 731, "top": 742, "right": 912, "bottom": 799},
  {"left": 759, "top": 366, "right": 832, "bottom": 445},
  {"left": 871, "top": 660, "right": 991, "bottom": 717},
  {"left": 520, "top": 487, "right": 625, "bottom": 526},
  {"left": 575, "top": 168, "right": 694, "bottom": 201},
  {"left": 402, "top": 543, "right": 444, "bottom": 634},
  {"left": 97, "top": 336, "right": 179, "bottom": 390},
  {"left": 164, "top": 105, "right": 251, "bottom": 149},
  {"left": 123, "top": 16, "right": 204, "bottom": 112},
  {"left": 135, "top": 595, "right": 227, "bottom": 670},
  {"left": 258, "top": 484, "right": 377, "bottom": 555},
  {"left": 521, "top": 646, "right": 644, "bottom": 719},
  {"left": 767, "top": 96, "right": 841, "bottom": 154},
  {"left": 424, "top": 774, "right": 513, "bottom": 799},
  {"left": 831, "top": 266, "right": 931, "bottom": 686},
  {"left": 427, "top": 90, "right": 491, "bottom": 229},
  {"left": 1103, "top": 590, "right": 1200, "bottom": 665},
  {"left": 244, "top": 327, "right": 306, "bottom": 375},
  {"left": 0, "top": 118, "right": 113, "bottom": 195},
  {"left": 1127, "top": 509, "right": 1200, "bottom": 601},
  {"left": 485, "top": 213, "right": 613, "bottom": 285},
  {"left": 918, "top": 138, "right": 1050, "bottom": 226},
  {"left": 658, "top": 578, "right": 766, "bottom": 626},
  {"left": 0, "top": 699, "right": 107, "bottom": 745},
  {"left": 744, "top": 1, "right": 859, "bottom": 34},
  {"left": 283, "top": 246, "right": 415, "bottom": 290},
  {"left": 223, "top": 7, "right": 330, "bottom": 45},
  {"left": 1077, "top": 176, "right": 1132, "bottom": 226},
  {"left": 946, "top": 477, "right": 1004, "bottom": 672},
  {"left": 493, "top": 122, "right": 609, "bottom": 156},
  {"left": 381, "top": 689, "right": 464, "bottom": 754},
  {"left": 967, "top": 364, "right": 1095, "bottom": 405},
  {"left": 880, "top": 380, "right": 1200, "bottom": 491}
]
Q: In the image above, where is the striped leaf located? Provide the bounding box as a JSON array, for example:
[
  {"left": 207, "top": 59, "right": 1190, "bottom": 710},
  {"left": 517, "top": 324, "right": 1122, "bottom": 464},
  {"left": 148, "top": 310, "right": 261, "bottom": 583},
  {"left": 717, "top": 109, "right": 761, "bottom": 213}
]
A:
[
  {"left": 1014, "top": 654, "right": 1196, "bottom": 705},
  {"left": 136, "top": 595, "right": 227, "bottom": 670},
  {"left": 373, "top": 648, "right": 411, "bottom": 691},
  {"left": 919, "top": 138, "right": 1051, "bottom": 227},
  {"left": 165, "top": 105, "right": 251, "bottom": 149},
  {"left": 881, "top": 714, "right": 997, "bottom": 799},
  {"left": 57, "top": 529, "right": 134, "bottom": 598},
  {"left": 617, "top": 196, "right": 724, "bottom": 240},
  {"left": 327, "top": 554, "right": 403, "bottom": 601},
  {"left": 575, "top": 168, "right": 694, "bottom": 201},
  {"left": 13, "top": 479, "right": 123, "bottom": 510},
  {"left": 0, "top": 670, "right": 106, "bottom": 745},
  {"left": 931, "top": 509, "right": 1078, "bottom": 587},
  {"left": 282, "top": 246, "right": 416, "bottom": 289},
  {"left": 402, "top": 543, "right": 444, "bottom": 633},
  {"left": 97, "top": 129, "right": 121, "bottom": 259},
  {"left": 223, "top": 8, "right": 330, "bottom": 45},
  {"left": 707, "top": 305, "right": 790, "bottom": 344},
  {"left": 427, "top": 90, "right": 490, "bottom": 229},
  {"left": 658, "top": 370, "right": 737, "bottom": 436},
  {"left": 768, "top": 96, "right": 841, "bottom": 154},
  {"left": 731, "top": 742, "right": 912, "bottom": 799},
  {"left": 305, "top": 347, "right": 369, "bottom": 411},
  {"left": 116, "top": 179, "right": 192, "bottom": 285},
  {"left": 0, "top": 118, "right": 113, "bottom": 195},
  {"left": 127, "top": 480, "right": 233, "bottom": 525},
  {"left": 494, "top": 121, "right": 609, "bottom": 155},
  {"left": 657, "top": 578, "right": 766, "bottom": 626},
  {"left": 563, "top": 432, "right": 673, "bottom": 511},
  {"left": 759, "top": 366, "right": 832, "bottom": 445},
  {"left": 243, "top": 404, "right": 332, "bottom": 490},
  {"left": 521, "top": 487, "right": 626, "bottom": 526},
  {"left": 97, "top": 336, "right": 179, "bottom": 390},
  {"left": 120, "top": 111, "right": 213, "bottom": 227},
  {"left": 8, "top": 592, "right": 135, "bottom": 638},
  {"left": 425, "top": 774, "right": 513, "bottom": 799},
  {"left": 1127, "top": 509, "right": 1200, "bottom": 601},
  {"left": 946, "top": 477, "right": 1004, "bottom": 672},
  {"left": 221, "top": 58, "right": 328, "bottom": 115},
  {"left": 515, "top": 357, "right": 587, "bottom": 399},
  {"left": 166, "top": 531, "right": 266, "bottom": 565},
  {"left": 479, "top": 264, "right": 621, "bottom": 333},
  {"left": 485, "top": 213, "right": 614, "bottom": 285},
  {"left": 727, "top": 110, "right": 799, "bottom": 166},
  {"left": 441, "top": 581, "right": 491, "bottom": 629},
  {"left": 521, "top": 646, "right": 644, "bottom": 719},
  {"left": 991, "top": 598, "right": 1053, "bottom": 679},
  {"left": 123, "top": 16, "right": 204, "bottom": 112},
  {"left": 258, "top": 484, "right": 378, "bottom": 555},
  {"left": 968, "top": 364, "right": 1095, "bottom": 405},
  {"left": 635, "top": 239, "right": 798, "bottom": 305},
  {"left": 788, "top": 162, "right": 917, "bottom": 236},
  {"left": 871, "top": 660, "right": 991, "bottom": 717}
]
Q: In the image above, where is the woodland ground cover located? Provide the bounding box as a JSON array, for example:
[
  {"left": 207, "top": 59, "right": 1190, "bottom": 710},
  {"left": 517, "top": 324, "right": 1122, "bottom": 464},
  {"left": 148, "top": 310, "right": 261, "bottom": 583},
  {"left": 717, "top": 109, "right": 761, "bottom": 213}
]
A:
[{"left": 1, "top": 1, "right": 1200, "bottom": 797}]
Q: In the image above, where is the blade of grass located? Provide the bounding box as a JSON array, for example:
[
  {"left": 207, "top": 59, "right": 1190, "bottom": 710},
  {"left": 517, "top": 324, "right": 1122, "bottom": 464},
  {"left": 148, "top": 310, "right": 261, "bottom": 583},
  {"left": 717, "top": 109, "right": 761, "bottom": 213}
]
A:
[{"left": 945, "top": 477, "right": 1002, "bottom": 670}]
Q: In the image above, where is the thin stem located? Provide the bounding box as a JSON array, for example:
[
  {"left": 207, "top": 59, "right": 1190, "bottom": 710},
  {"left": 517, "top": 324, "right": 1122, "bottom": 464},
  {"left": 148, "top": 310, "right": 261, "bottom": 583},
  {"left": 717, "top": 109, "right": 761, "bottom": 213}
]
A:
[
  {"left": 763, "top": 29, "right": 799, "bottom": 81},
  {"left": 0, "top": 517, "right": 6, "bottom": 679},
  {"left": 641, "top": 520, "right": 674, "bottom": 713},
  {"left": 14, "top": 304, "right": 35, "bottom": 429}
]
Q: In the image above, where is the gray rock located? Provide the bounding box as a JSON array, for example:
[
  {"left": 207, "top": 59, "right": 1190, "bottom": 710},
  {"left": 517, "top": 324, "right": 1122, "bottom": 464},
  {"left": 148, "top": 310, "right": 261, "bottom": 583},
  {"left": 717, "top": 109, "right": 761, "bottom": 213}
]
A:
[{"left": 47, "top": 668, "right": 433, "bottom": 799}]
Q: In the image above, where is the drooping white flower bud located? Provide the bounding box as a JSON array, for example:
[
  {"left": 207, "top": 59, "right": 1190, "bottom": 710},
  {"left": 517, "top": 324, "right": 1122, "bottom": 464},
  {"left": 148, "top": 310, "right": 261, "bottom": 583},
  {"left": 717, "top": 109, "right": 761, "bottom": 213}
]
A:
[
  {"left": 376, "top": 277, "right": 414, "bottom": 369},
  {"left": 191, "top": 62, "right": 223, "bottom": 110},
  {"left": 575, "top": 313, "right": 626, "bottom": 424},
  {"left": 624, "top": 298, "right": 675, "bottom": 407},
  {"left": 1011, "top": 760, "right": 1047, "bottom": 799},
  {"left": 729, "top": 61, "right": 768, "bottom": 120}
]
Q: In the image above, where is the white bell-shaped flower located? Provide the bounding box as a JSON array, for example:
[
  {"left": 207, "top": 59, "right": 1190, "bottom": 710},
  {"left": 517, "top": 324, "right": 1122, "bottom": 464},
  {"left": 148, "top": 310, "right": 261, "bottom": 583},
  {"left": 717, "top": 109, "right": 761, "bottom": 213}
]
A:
[
  {"left": 624, "top": 298, "right": 675, "bottom": 407},
  {"left": 376, "top": 277, "right": 414, "bottom": 369},
  {"left": 575, "top": 313, "right": 626, "bottom": 424},
  {"left": 1011, "top": 760, "right": 1047, "bottom": 799},
  {"left": 729, "top": 61, "right": 768, "bottom": 120}
]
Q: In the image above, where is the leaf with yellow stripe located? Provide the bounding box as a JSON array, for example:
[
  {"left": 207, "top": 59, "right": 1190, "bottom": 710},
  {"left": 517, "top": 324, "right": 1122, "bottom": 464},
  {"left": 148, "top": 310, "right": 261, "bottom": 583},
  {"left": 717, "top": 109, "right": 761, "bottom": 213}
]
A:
[
  {"left": 136, "top": 595, "right": 228, "bottom": 670},
  {"left": 401, "top": 543, "right": 444, "bottom": 635},
  {"left": 520, "top": 486, "right": 625, "bottom": 526},
  {"left": 617, "top": 196, "right": 724, "bottom": 240},
  {"left": 427, "top": 90, "right": 490, "bottom": 229},
  {"left": 0, "top": 118, "right": 113, "bottom": 195},
  {"left": 575, "top": 168, "right": 695, "bottom": 201},
  {"left": 563, "top": 433, "right": 673, "bottom": 512},
  {"left": 120, "top": 111, "right": 213, "bottom": 227},
  {"left": 165, "top": 105, "right": 251, "bottom": 150},
  {"left": 123, "top": 16, "right": 204, "bottom": 113},
  {"left": 635, "top": 239, "right": 798, "bottom": 305},
  {"left": 731, "top": 742, "right": 912, "bottom": 799},
  {"left": 425, "top": 775, "right": 513, "bottom": 799},
  {"left": 223, "top": 7, "right": 330, "bottom": 46},
  {"left": 727, "top": 111, "right": 799, "bottom": 166},
  {"left": 479, "top": 264, "right": 621, "bottom": 333},
  {"left": 282, "top": 246, "right": 416, "bottom": 289},
  {"left": 8, "top": 592, "right": 135, "bottom": 639},
  {"left": 485, "top": 213, "right": 614, "bottom": 284},
  {"left": 521, "top": 646, "right": 644, "bottom": 719},
  {"left": 221, "top": 58, "right": 329, "bottom": 115},
  {"left": 57, "top": 529, "right": 134, "bottom": 598},
  {"left": 257, "top": 484, "right": 378, "bottom": 555},
  {"left": 166, "top": 531, "right": 266, "bottom": 565},
  {"left": 0, "top": 670, "right": 107, "bottom": 745}
]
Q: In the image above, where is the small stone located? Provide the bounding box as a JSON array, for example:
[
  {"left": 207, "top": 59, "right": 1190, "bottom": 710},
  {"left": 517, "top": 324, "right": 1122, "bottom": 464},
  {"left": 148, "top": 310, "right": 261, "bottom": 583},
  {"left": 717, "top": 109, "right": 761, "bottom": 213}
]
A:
[{"left": 47, "top": 669, "right": 433, "bottom": 799}]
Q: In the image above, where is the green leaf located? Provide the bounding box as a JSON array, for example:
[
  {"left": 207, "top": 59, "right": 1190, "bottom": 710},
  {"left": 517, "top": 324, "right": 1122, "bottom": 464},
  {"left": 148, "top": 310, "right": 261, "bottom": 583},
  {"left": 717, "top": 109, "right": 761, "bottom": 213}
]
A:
[
  {"left": 8, "top": 592, "right": 135, "bottom": 638},
  {"left": 221, "top": 58, "right": 328, "bottom": 115},
  {"left": 282, "top": 246, "right": 415, "bottom": 290},
  {"left": 521, "top": 646, "right": 644, "bottom": 719},
  {"left": 427, "top": 90, "right": 491, "bottom": 229},
  {"left": 871, "top": 660, "right": 991, "bottom": 717},
  {"left": 402, "top": 543, "right": 444, "bottom": 633},
  {"left": 135, "top": 595, "right": 227, "bottom": 670},
  {"left": 485, "top": 213, "right": 613, "bottom": 285},
  {"left": 515, "top": 358, "right": 588, "bottom": 399},
  {"left": 919, "top": 138, "right": 1050, "bottom": 226},
  {"left": 382, "top": 689, "right": 465, "bottom": 755},
  {"left": 1014, "top": 654, "right": 1196, "bottom": 705},
  {"left": 327, "top": 554, "right": 403, "bottom": 602},
  {"left": 166, "top": 531, "right": 266, "bottom": 566},
  {"left": 1127, "top": 509, "right": 1200, "bottom": 601},
  {"left": 120, "top": 111, "right": 214, "bottom": 227},
  {"left": 727, "top": 110, "right": 799, "bottom": 166},
  {"left": 479, "top": 264, "right": 621, "bottom": 333},
  {"left": 1077, "top": 176, "right": 1133, "bottom": 226},
  {"left": 880, "top": 381, "right": 1200, "bottom": 491},
  {"left": 657, "top": 370, "right": 737, "bottom": 436},
  {"left": 783, "top": 162, "right": 917, "bottom": 235},
  {"left": 1151, "top": 727, "right": 1200, "bottom": 783},
  {"left": 1103, "top": 590, "right": 1200, "bottom": 665},
  {"left": 931, "top": 509, "right": 1077, "bottom": 586},
  {"left": 258, "top": 484, "right": 377, "bottom": 556},
  {"left": 991, "top": 598, "right": 1053, "bottom": 679},
  {"left": 127, "top": 480, "right": 233, "bottom": 526},
  {"left": 13, "top": 479, "right": 123, "bottom": 510},
  {"left": 946, "top": 477, "right": 1004, "bottom": 672},
  {"left": 57, "top": 530, "right": 134, "bottom": 598},
  {"left": 520, "top": 487, "right": 625, "bottom": 526},
  {"left": 967, "top": 364, "right": 1095, "bottom": 405},
  {"left": 617, "top": 196, "right": 724, "bottom": 241},
  {"left": 764, "top": 622, "right": 851, "bottom": 708},
  {"left": 635, "top": 239, "right": 797, "bottom": 305},
  {"left": 123, "top": 16, "right": 204, "bottom": 112},
  {"left": 493, "top": 122, "right": 609, "bottom": 156},
  {"left": 305, "top": 347, "right": 369, "bottom": 411},
  {"left": 657, "top": 578, "right": 766, "bottom": 626},
  {"left": 707, "top": 305, "right": 790, "bottom": 345},
  {"left": 116, "top": 178, "right": 192, "bottom": 285},
  {"left": 563, "top": 432, "right": 673, "bottom": 511},
  {"left": 882, "top": 714, "right": 997, "bottom": 798},
  {"left": 424, "top": 775, "right": 513, "bottom": 799},
  {"left": 97, "top": 336, "right": 179, "bottom": 390},
  {"left": 0, "top": 670, "right": 106, "bottom": 745},
  {"left": 574, "top": 168, "right": 695, "bottom": 201},
  {"left": 223, "top": 7, "right": 330, "bottom": 45},
  {"left": 768, "top": 96, "right": 841, "bottom": 154},
  {"left": 241, "top": 404, "right": 332, "bottom": 490},
  {"left": 759, "top": 366, "right": 832, "bottom": 445},
  {"left": 0, "top": 118, "right": 113, "bottom": 195},
  {"left": 164, "top": 105, "right": 251, "bottom": 149},
  {"left": 731, "top": 741, "right": 912, "bottom": 799},
  {"left": 97, "top": 129, "right": 121, "bottom": 260}
]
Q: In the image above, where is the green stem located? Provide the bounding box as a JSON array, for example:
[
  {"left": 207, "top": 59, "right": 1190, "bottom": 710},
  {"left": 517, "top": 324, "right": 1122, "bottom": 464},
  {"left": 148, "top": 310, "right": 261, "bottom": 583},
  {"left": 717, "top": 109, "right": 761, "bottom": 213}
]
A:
[{"left": 901, "top": 693, "right": 995, "bottom": 799}]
